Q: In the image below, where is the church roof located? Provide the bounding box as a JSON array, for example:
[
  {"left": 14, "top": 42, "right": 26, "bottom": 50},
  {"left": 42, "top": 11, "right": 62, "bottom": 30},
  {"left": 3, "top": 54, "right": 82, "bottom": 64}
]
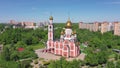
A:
[
  {"left": 49, "top": 16, "right": 53, "bottom": 20},
  {"left": 65, "top": 18, "right": 72, "bottom": 28}
]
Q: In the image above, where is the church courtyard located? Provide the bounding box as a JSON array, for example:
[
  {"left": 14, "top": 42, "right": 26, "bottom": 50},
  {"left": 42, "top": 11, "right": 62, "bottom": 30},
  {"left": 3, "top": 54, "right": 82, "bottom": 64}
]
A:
[{"left": 35, "top": 49, "right": 86, "bottom": 61}]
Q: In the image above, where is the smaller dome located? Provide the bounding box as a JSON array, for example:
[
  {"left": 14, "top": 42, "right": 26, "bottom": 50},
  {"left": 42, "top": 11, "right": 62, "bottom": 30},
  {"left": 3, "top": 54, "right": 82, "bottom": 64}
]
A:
[
  {"left": 61, "top": 31, "right": 64, "bottom": 35},
  {"left": 49, "top": 16, "right": 53, "bottom": 20},
  {"left": 76, "top": 42, "right": 80, "bottom": 45},
  {"left": 72, "top": 31, "right": 74, "bottom": 35},
  {"left": 73, "top": 30, "right": 76, "bottom": 34}
]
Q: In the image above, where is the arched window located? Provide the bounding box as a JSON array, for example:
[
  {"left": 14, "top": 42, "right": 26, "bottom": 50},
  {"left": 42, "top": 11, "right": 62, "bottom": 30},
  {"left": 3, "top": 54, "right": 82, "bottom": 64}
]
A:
[
  {"left": 49, "top": 26, "right": 51, "bottom": 28},
  {"left": 56, "top": 42, "right": 59, "bottom": 48},
  {"left": 64, "top": 46, "right": 67, "bottom": 50},
  {"left": 71, "top": 45, "right": 74, "bottom": 50},
  {"left": 60, "top": 43, "right": 63, "bottom": 48}
]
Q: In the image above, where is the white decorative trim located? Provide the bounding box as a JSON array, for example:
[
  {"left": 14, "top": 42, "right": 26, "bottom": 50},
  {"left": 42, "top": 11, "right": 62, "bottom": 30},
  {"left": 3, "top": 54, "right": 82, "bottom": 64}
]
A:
[
  {"left": 47, "top": 41, "right": 49, "bottom": 49},
  {"left": 54, "top": 42, "right": 56, "bottom": 54},
  {"left": 58, "top": 42, "right": 60, "bottom": 54},
  {"left": 74, "top": 44, "right": 75, "bottom": 56}
]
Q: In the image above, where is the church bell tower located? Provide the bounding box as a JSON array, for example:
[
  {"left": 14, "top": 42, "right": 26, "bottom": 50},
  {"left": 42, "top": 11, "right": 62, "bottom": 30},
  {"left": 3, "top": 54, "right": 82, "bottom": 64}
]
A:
[{"left": 48, "top": 16, "right": 53, "bottom": 41}]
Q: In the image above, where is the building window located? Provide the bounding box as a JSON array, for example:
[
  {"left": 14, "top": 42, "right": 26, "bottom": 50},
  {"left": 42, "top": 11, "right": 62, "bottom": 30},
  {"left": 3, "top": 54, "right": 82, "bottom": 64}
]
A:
[
  {"left": 49, "top": 42, "right": 51, "bottom": 47},
  {"left": 56, "top": 44, "right": 58, "bottom": 48},
  {"left": 64, "top": 46, "right": 67, "bottom": 50},
  {"left": 64, "top": 54, "right": 67, "bottom": 57},
  {"left": 56, "top": 50, "right": 58, "bottom": 54},
  {"left": 64, "top": 52, "right": 67, "bottom": 57},
  {"left": 60, "top": 44, "right": 62, "bottom": 48},
  {"left": 71, "top": 51, "right": 73, "bottom": 56},
  {"left": 71, "top": 46, "right": 74, "bottom": 50}
]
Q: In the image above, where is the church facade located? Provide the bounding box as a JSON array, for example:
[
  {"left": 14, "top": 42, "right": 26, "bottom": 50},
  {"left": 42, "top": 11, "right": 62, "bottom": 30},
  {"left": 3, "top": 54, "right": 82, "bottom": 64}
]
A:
[{"left": 46, "top": 16, "right": 80, "bottom": 57}]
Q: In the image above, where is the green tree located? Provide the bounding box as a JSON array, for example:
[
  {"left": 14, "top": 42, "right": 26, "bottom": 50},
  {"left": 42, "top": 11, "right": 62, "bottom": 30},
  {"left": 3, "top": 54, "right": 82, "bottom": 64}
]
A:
[
  {"left": 97, "top": 51, "right": 107, "bottom": 64},
  {"left": 85, "top": 53, "right": 98, "bottom": 66},
  {"left": 15, "top": 41, "right": 27, "bottom": 49},
  {"left": 48, "top": 61, "right": 57, "bottom": 68},
  {"left": 2, "top": 46, "right": 10, "bottom": 61},
  {"left": 116, "top": 60, "right": 120, "bottom": 68},
  {"left": 19, "top": 60, "right": 32, "bottom": 68},
  {"left": 10, "top": 51, "right": 19, "bottom": 61},
  {"left": 106, "top": 61, "right": 115, "bottom": 68}
]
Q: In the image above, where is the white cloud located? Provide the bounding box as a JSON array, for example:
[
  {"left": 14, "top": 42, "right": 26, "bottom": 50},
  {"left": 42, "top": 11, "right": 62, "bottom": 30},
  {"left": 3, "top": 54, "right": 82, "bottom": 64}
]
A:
[
  {"left": 31, "top": 7, "right": 37, "bottom": 10},
  {"left": 43, "top": 12, "right": 50, "bottom": 15},
  {"left": 104, "top": 1, "right": 120, "bottom": 5}
]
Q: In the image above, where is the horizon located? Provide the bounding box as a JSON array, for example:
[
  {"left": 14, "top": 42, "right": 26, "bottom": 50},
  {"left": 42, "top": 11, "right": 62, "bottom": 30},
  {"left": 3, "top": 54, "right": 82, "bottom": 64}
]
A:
[{"left": 0, "top": 0, "right": 120, "bottom": 23}]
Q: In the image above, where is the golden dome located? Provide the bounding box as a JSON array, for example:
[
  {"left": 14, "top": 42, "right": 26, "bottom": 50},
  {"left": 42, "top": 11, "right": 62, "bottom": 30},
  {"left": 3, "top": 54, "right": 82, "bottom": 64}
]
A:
[
  {"left": 73, "top": 30, "right": 76, "bottom": 34},
  {"left": 49, "top": 16, "right": 53, "bottom": 20},
  {"left": 61, "top": 31, "right": 64, "bottom": 35},
  {"left": 65, "top": 18, "right": 72, "bottom": 28},
  {"left": 76, "top": 42, "right": 80, "bottom": 45},
  {"left": 72, "top": 31, "right": 74, "bottom": 35}
]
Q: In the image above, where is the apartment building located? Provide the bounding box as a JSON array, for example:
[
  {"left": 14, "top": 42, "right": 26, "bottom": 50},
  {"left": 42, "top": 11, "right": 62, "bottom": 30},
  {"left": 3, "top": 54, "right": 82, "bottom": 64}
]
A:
[
  {"left": 79, "top": 21, "right": 113, "bottom": 34},
  {"left": 114, "top": 22, "right": 120, "bottom": 36}
]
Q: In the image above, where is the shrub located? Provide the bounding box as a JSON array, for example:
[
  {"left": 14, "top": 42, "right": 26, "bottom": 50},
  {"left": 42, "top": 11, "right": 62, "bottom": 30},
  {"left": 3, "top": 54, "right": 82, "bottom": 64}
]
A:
[{"left": 34, "top": 60, "right": 38, "bottom": 64}]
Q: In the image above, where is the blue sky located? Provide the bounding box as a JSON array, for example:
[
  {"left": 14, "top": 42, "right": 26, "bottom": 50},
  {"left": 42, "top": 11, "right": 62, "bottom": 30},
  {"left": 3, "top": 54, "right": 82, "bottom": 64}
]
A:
[{"left": 0, "top": 0, "right": 120, "bottom": 23}]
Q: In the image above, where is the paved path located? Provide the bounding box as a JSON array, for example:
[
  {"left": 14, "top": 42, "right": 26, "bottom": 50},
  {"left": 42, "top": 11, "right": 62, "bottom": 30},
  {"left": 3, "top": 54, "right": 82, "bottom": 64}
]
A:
[
  {"left": 35, "top": 49, "right": 60, "bottom": 61},
  {"left": 66, "top": 53, "right": 86, "bottom": 61},
  {"left": 31, "top": 49, "right": 86, "bottom": 68},
  {"left": 35, "top": 49, "right": 86, "bottom": 61}
]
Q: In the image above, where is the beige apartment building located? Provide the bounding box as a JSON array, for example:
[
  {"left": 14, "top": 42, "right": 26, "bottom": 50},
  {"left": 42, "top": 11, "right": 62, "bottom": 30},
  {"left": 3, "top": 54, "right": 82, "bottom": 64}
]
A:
[
  {"left": 79, "top": 21, "right": 113, "bottom": 34},
  {"left": 10, "top": 20, "right": 17, "bottom": 25},
  {"left": 9, "top": 20, "right": 36, "bottom": 29},
  {"left": 21, "top": 22, "right": 35, "bottom": 28},
  {"left": 79, "top": 22, "right": 100, "bottom": 32},
  {"left": 100, "top": 22, "right": 109, "bottom": 34},
  {"left": 114, "top": 22, "right": 120, "bottom": 36}
]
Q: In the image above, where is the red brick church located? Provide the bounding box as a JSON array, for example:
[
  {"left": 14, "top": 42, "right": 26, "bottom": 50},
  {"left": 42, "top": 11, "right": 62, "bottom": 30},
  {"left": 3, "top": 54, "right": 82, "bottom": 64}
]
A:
[{"left": 46, "top": 16, "right": 80, "bottom": 57}]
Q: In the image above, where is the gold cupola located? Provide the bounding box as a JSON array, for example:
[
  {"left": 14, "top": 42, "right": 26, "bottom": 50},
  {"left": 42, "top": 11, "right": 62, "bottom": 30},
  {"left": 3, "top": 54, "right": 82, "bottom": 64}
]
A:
[
  {"left": 49, "top": 16, "right": 53, "bottom": 20},
  {"left": 65, "top": 18, "right": 72, "bottom": 28},
  {"left": 73, "top": 30, "right": 76, "bottom": 34},
  {"left": 61, "top": 30, "right": 65, "bottom": 35}
]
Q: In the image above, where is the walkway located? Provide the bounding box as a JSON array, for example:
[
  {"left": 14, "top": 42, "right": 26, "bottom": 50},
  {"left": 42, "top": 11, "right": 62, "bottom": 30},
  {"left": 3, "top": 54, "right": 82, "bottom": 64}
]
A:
[{"left": 35, "top": 49, "right": 86, "bottom": 61}]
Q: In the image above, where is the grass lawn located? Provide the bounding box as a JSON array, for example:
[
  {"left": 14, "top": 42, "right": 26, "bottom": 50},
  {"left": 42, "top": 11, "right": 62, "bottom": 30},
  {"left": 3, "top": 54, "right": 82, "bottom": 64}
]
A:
[
  {"left": 80, "top": 44, "right": 87, "bottom": 53},
  {"left": 28, "top": 43, "right": 45, "bottom": 50},
  {"left": 109, "top": 53, "right": 116, "bottom": 58}
]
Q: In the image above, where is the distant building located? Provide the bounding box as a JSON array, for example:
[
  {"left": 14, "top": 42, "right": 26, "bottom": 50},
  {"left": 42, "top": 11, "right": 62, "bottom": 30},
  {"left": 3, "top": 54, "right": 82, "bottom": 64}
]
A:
[
  {"left": 79, "top": 22, "right": 100, "bottom": 32},
  {"left": 21, "top": 22, "right": 35, "bottom": 29},
  {"left": 79, "top": 21, "right": 113, "bottom": 34},
  {"left": 37, "top": 22, "right": 44, "bottom": 27},
  {"left": 13, "top": 23, "right": 23, "bottom": 28},
  {"left": 44, "top": 16, "right": 80, "bottom": 58},
  {"left": 114, "top": 22, "right": 120, "bottom": 36},
  {"left": 36, "top": 21, "right": 49, "bottom": 27},
  {"left": 9, "top": 20, "right": 36, "bottom": 29},
  {"left": 10, "top": 20, "right": 17, "bottom": 25},
  {"left": 100, "top": 22, "right": 109, "bottom": 34},
  {"left": 43, "top": 21, "right": 49, "bottom": 26}
]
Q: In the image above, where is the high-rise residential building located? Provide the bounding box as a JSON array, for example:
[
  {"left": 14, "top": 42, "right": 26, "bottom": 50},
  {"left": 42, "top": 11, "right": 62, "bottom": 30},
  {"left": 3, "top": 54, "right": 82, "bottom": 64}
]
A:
[
  {"left": 79, "top": 21, "right": 113, "bottom": 34},
  {"left": 114, "top": 22, "right": 120, "bottom": 36},
  {"left": 79, "top": 22, "right": 100, "bottom": 32},
  {"left": 10, "top": 20, "right": 16, "bottom": 25},
  {"left": 100, "top": 21, "right": 109, "bottom": 34},
  {"left": 9, "top": 20, "right": 36, "bottom": 29},
  {"left": 21, "top": 22, "right": 35, "bottom": 28},
  {"left": 93, "top": 22, "right": 99, "bottom": 32}
]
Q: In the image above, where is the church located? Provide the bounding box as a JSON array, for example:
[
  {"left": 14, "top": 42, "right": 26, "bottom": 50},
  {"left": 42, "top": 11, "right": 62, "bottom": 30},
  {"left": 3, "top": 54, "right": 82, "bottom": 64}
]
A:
[{"left": 46, "top": 16, "right": 80, "bottom": 57}]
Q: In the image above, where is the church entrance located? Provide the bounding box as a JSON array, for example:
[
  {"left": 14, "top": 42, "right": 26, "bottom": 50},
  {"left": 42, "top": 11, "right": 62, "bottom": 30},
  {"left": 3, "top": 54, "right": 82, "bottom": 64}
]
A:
[{"left": 63, "top": 45, "right": 70, "bottom": 57}]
